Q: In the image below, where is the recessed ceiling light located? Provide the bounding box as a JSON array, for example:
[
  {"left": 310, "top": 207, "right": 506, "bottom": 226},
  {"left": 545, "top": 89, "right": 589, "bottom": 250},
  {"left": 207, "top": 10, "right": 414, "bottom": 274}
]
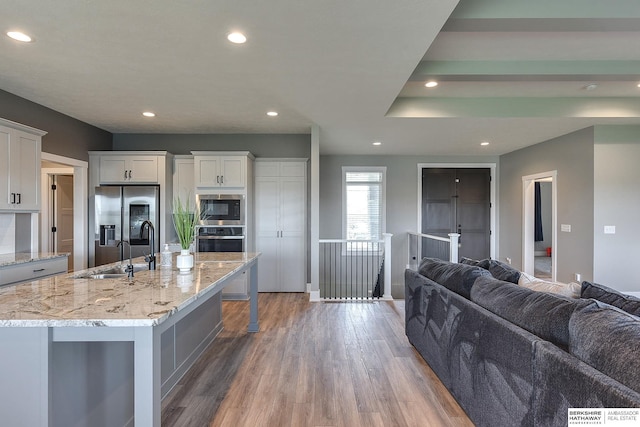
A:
[
  {"left": 227, "top": 32, "right": 247, "bottom": 44},
  {"left": 480, "top": 141, "right": 490, "bottom": 146},
  {"left": 584, "top": 83, "right": 598, "bottom": 91},
  {"left": 637, "top": 83, "right": 640, "bottom": 88},
  {"left": 142, "top": 111, "right": 156, "bottom": 117},
  {"left": 266, "top": 111, "right": 278, "bottom": 117},
  {"left": 372, "top": 141, "right": 382, "bottom": 146},
  {"left": 7, "top": 31, "right": 32, "bottom": 42},
  {"left": 425, "top": 81, "right": 438, "bottom": 88}
]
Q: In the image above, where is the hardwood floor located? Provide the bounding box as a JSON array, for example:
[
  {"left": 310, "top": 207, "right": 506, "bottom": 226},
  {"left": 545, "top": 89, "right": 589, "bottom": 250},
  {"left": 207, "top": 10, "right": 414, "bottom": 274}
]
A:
[{"left": 161, "top": 293, "right": 473, "bottom": 427}]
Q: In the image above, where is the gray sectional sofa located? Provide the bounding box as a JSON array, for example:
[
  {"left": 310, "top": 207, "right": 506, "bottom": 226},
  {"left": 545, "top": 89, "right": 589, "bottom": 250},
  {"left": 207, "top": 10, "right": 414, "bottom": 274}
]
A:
[{"left": 405, "top": 258, "right": 640, "bottom": 427}]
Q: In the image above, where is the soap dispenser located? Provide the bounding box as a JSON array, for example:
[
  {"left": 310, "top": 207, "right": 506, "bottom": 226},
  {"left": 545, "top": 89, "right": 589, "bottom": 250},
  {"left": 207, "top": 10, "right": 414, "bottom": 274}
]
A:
[{"left": 161, "top": 244, "right": 172, "bottom": 267}]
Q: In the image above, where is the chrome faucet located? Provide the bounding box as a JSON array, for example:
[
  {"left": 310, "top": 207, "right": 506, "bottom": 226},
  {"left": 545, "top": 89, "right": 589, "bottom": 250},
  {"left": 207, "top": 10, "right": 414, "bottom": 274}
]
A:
[
  {"left": 117, "top": 240, "right": 135, "bottom": 278},
  {"left": 140, "top": 220, "right": 156, "bottom": 270}
]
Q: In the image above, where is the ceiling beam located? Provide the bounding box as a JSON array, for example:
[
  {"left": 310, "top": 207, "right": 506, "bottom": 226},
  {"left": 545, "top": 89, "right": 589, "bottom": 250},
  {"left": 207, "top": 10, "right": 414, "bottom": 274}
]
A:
[{"left": 387, "top": 97, "right": 640, "bottom": 118}]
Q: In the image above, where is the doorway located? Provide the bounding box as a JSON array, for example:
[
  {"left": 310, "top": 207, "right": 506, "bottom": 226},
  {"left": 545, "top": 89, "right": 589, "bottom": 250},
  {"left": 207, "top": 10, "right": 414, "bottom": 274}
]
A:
[
  {"left": 522, "top": 171, "right": 557, "bottom": 281},
  {"left": 420, "top": 167, "right": 493, "bottom": 261},
  {"left": 40, "top": 153, "right": 88, "bottom": 271}
]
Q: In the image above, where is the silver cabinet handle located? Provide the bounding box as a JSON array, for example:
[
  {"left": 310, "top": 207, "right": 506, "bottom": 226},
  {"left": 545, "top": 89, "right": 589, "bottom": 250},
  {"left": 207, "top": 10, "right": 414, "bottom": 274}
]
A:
[
  {"left": 10, "top": 193, "right": 16, "bottom": 204},
  {"left": 216, "top": 175, "right": 220, "bottom": 184},
  {"left": 124, "top": 170, "right": 128, "bottom": 179},
  {"left": 221, "top": 175, "right": 224, "bottom": 184},
  {"left": 33, "top": 268, "right": 45, "bottom": 273},
  {"left": 17, "top": 193, "right": 21, "bottom": 204},
  {"left": 128, "top": 170, "right": 132, "bottom": 179}
]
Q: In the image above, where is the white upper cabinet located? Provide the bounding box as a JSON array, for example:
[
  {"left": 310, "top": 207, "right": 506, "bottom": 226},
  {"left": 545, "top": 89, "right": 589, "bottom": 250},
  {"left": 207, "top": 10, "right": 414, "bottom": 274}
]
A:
[
  {"left": 98, "top": 155, "right": 159, "bottom": 184},
  {"left": 193, "top": 152, "right": 253, "bottom": 189},
  {"left": 0, "top": 119, "right": 45, "bottom": 212}
]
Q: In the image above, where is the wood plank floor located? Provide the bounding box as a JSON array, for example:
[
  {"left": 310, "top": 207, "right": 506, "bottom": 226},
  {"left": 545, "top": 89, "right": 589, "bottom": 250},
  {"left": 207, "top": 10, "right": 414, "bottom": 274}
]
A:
[{"left": 161, "top": 293, "right": 473, "bottom": 427}]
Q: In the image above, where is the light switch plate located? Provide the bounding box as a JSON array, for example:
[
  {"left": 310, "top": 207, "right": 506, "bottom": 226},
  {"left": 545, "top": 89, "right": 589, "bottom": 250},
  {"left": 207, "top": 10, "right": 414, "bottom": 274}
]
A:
[
  {"left": 604, "top": 225, "right": 616, "bottom": 234},
  {"left": 561, "top": 224, "right": 571, "bottom": 232}
]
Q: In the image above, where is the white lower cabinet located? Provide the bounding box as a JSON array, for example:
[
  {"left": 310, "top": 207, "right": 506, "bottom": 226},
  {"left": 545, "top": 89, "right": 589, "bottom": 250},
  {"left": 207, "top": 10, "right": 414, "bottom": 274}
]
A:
[{"left": 255, "top": 160, "right": 306, "bottom": 292}]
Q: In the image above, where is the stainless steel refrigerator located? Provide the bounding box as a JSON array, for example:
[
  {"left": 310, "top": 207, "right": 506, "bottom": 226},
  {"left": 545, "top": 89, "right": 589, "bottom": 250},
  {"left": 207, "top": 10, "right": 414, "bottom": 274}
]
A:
[{"left": 94, "top": 185, "right": 160, "bottom": 266}]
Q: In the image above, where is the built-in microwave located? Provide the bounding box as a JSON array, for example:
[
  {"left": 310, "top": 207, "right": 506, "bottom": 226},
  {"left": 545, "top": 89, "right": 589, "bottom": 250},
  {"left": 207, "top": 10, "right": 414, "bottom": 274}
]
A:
[{"left": 196, "top": 194, "right": 244, "bottom": 225}]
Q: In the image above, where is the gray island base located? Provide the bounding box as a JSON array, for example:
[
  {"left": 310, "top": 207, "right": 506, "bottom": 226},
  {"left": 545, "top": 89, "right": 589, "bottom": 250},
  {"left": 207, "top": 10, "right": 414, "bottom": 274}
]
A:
[{"left": 0, "top": 252, "right": 260, "bottom": 427}]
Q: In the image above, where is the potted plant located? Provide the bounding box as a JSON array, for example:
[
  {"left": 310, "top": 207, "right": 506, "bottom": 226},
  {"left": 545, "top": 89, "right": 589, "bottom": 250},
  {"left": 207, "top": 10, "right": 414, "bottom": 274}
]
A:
[{"left": 172, "top": 196, "right": 198, "bottom": 272}]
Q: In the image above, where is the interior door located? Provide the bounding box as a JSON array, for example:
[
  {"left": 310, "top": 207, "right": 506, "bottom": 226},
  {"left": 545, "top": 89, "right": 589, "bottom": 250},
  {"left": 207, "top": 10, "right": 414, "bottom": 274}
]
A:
[
  {"left": 53, "top": 175, "right": 74, "bottom": 271},
  {"left": 422, "top": 168, "right": 490, "bottom": 261}
]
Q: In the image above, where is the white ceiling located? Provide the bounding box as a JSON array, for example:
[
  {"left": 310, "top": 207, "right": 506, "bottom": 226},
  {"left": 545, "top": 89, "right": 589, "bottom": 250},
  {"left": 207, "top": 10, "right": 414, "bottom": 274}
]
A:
[{"left": 1, "top": 0, "right": 640, "bottom": 155}]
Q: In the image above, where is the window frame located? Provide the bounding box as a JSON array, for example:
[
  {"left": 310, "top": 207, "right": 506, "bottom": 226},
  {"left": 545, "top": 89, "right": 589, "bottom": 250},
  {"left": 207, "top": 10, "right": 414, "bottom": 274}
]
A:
[{"left": 341, "top": 166, "right": 387, "bottom": 254}]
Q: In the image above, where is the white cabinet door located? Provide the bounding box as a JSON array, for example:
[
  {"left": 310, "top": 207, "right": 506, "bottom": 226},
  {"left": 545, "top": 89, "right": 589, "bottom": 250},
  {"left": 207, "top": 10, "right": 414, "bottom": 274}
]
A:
[
  {"left": 0, "top": 125, "right": 41, "bottom": 212},
  {"left": 173, "top": 157, "right": 195, "bottom": 205},
  {"left": 99, "top": 156, "right": 158, "bottom": 184},
  {"left": 13, "top": 130, "right": 40, "bottom": 211},
  {"left": 194, "top": 156, "right": 221, "bottom": 187},
  {"left": 219, "top": 156, "right": 245, "bottom": 187},
  {"left": 0, "top": 129, "right": 10, "bottom": 210},
  {"left": 255, "top": 161, "right": 306, "bottom": 292}
]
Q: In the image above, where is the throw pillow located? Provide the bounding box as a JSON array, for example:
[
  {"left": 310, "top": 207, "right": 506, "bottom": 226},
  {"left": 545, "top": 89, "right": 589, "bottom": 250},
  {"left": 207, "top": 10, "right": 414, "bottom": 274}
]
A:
[
  {"left": 487, "top": 259, "right": 521, "bottom": 284},
  {"left": 569, "top": 301, "right": 640, "bottom": 393},
  {"left": 459, "top": 257, "right": 491, "bottom": 270},
  {"left": 581, "top": 281, "right": 640, "bottom": 317},
  {"left": 518, "top": 275, "right": 581, "bottom": 299},
  {"left": 418, "top": 257, "right": 491, "bottom": 299}
]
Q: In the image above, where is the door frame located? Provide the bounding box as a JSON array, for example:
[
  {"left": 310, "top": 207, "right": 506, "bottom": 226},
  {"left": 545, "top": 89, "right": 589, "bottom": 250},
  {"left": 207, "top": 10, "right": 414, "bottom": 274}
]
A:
[
  {"left": 417, "top": 163, "right": 497, "bottom": 260},
  {"left": 41, "top": 153, "right": 89, "bottom": 271},
  {"left": 522, "top": 171, "right": 557, "bottom": 281}
]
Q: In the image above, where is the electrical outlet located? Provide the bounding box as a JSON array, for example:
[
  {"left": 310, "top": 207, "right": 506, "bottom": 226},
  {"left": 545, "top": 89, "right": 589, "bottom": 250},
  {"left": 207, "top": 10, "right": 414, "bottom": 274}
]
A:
[
  {"left": 561, "top": 224, "right": 571, "bottom": 232},
  {"left": 574, "top": 273, "right": 581, "bottom": 282},
  {"left": 506, "top": 257, "right": 512, "bottom": 265},
  {"left": 604, "top": 225, "right": 616, "bottom": 234}
]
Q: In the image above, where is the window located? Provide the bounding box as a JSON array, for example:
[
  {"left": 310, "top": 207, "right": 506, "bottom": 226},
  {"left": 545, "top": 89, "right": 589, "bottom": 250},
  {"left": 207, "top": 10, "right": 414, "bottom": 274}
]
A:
[{"left": 343, "top": 167, "right": 386, "bottom": 251}]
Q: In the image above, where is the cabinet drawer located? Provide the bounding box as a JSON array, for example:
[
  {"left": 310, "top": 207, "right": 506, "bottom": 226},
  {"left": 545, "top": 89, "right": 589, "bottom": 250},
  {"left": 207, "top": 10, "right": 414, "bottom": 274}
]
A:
[{"left": 0, "top": 257, "right": 68, "bottom": 287}]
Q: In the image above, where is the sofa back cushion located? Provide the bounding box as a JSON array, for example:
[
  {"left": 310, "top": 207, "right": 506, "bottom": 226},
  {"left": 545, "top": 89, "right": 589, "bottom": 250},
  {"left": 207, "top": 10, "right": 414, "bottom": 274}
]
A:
[
  {"left": 419, "top": 258, "right": 491, "bottom": 299},
  {"left": 471, "top": 276, "right": 590, "bottom": 349},
  {"left": 569, "top": 301, "right": 640, "bottom": 393},
  {"left": 581, "top": 281, "right": 640, "bottom": 317}
]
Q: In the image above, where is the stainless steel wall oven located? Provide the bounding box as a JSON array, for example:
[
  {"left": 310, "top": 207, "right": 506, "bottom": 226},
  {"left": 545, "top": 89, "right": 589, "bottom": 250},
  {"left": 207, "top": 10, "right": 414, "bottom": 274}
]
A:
[{"left": 196, "top": 226, "right": 245, "bottom": 252}]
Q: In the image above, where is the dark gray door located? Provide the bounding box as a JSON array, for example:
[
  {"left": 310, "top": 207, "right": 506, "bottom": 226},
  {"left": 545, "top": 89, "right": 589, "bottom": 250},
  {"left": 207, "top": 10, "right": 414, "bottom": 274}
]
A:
[{"left": 422, "top": 168, "right": 491, "bottom": 261}]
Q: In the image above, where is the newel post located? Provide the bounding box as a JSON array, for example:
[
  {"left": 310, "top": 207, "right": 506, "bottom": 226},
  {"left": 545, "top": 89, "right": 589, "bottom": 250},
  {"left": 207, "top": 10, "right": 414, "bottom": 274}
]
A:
[
  {"left": 383, "top": 233, "right": 393, "bottom": 300},
  {"left": 448, "top": 233, "right": 460, "bottom": 263}
]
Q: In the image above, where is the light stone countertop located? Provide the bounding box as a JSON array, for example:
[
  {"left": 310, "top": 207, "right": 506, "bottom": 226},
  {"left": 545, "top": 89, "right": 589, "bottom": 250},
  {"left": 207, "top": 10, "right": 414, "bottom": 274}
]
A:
[
  {"left": 0, "top": 252, "right": 259, "bottom": 328},
  {"left": 0, "top": 252, "right": 69, "bottom": 268}
]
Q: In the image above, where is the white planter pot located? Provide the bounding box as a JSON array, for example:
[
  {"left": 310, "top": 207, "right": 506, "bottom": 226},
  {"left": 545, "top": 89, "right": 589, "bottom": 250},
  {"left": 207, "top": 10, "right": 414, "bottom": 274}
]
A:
[{"left": 176, "top": 249, "right": 194, "bottom": 272}]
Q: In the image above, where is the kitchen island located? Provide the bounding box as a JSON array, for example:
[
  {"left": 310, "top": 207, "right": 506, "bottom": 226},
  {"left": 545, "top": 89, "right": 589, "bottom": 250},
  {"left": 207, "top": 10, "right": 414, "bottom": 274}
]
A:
[{"left": 0, "top": 252, "right": 260, "bottom": 427}]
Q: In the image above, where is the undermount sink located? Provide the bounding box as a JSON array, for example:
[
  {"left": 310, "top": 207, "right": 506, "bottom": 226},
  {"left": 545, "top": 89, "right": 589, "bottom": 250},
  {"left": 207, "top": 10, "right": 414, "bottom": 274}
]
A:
[{"left": 76, "top": 263, "right": 149, "bottom": 279}]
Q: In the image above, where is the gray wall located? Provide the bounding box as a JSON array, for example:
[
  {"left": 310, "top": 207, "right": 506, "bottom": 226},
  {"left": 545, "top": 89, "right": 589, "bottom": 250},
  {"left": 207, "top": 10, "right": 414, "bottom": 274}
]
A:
[
  {"left": 320, "top": 154, "right": 498, "bottom": 298},
  {"left": 0, "top": 89, "right": 112, "bottom": 161},
  {"left": 593, "top": 125, "right": 640, "bottom": 292},
  {"left": 499, "top": 127, "right": 594, "bottom": 284},
  {"left": 113, "top": 133, "right": 311, "bottom": 158}
]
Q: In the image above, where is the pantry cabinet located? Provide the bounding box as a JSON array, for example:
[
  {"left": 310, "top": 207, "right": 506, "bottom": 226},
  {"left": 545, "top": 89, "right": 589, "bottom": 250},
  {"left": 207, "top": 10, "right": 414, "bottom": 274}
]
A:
[
  {"left": 0, "top": 119, "right": 46, "bottom": 212},
  {"left": 255, "top": 159, "right": 306, "bottom": 292},
  {"left": 172, "top": 155, "right": 195, "bottom": 206},
  {"left": 193, "top": 152, "right": 253, "bottom": 189}
]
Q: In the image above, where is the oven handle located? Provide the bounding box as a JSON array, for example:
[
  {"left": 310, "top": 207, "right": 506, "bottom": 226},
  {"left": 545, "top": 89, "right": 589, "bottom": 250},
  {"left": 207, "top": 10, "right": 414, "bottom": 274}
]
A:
[{"left": 196, "top": 236, "right": 245, "bottom": 240}]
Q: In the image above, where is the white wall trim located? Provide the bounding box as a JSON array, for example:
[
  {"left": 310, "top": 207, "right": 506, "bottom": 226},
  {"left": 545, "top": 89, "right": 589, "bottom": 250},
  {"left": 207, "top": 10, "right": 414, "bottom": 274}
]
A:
[
  {"left": 522, "top": 170, "right": 557, "bottom": 281},
  {"left": 310, "top": 125, "right": 320, "bottom": 298},
  {"left": 41, "top": 152, "right": 89, "bottom": 271},
  {"left": 416, "top": 163, "right": 497, "bottom": 260}
]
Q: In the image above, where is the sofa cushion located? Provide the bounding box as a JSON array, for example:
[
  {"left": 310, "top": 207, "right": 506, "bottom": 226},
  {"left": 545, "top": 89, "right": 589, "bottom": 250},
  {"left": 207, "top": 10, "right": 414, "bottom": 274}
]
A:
[
  {"left": 459, "top": 257, "right": 521, "bottom": 284},
  {"left": 418, "top": 257, "right": 491, "bottom": 299},
  {"left": 471, "top": 276, "right": 590, "bottom": 349},
  {"left": 569, "top": 301, "right": 640, "bottom": 393},
  {"left": 581, "top": 281, "right": 640, "bottom": 317}
]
